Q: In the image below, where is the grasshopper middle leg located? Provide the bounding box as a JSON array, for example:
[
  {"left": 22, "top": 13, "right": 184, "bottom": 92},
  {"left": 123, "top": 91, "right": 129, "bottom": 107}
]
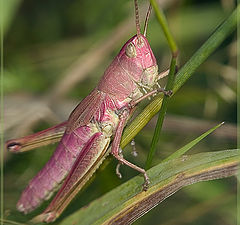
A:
[{"left": 111, "top": 108, "right": 150, "bottom": 190}]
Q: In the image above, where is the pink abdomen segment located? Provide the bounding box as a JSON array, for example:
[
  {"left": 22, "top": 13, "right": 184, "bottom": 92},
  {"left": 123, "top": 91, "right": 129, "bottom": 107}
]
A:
[{"left": 17, "top": 125, "right": 93, "bottom": 214}]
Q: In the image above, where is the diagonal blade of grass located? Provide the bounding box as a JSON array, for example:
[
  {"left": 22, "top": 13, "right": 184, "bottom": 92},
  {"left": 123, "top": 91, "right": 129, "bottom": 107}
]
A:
[
  {"left": 149, "top": 0, "right": 178, "bottom": 53},
  {"left": 144, "top": 0, "right": 179, "bottom": 170},
  {"left": 162, "top": 122, "right": 225, "bottom": 163},
  {"left": 145, "top": 56, "right": 176, "bottom": 169},
  {"left": 1, "top": 0, "right": 22, "bottom": 35},
  {"left": 58, "top": 149, "right": 240, "bottom": 225}
]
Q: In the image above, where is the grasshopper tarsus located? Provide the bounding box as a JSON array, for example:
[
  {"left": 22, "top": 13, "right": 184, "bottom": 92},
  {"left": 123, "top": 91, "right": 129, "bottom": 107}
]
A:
[
  {"left": 116, "top": 163, "right": 123, "bottom": 179},
  {"left": 142, "top": 172, "right": 150, "bottom": 191},
  {"left": 116, "top": 149, "right": 124, "bottom": 179},
  {"left": 164, "top": 89, "right": 173, "bottom": 97},
  {"left": 157, "top": 87, "right": 173, "bottom": 97}
]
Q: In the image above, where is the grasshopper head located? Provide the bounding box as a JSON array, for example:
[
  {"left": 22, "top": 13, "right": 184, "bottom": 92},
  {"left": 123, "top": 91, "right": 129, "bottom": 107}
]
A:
[{"left": 118, "top": 34, "right": 158, "bottom": 88}]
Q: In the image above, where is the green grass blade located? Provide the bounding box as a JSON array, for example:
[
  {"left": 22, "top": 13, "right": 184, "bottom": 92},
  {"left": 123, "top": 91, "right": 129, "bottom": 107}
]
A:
[
  {"left": 149, "top": 0, "right": 178, "bottom": 54},
  {"left": 145, "top": 57, "right": 176, "bottom": 169},
  {"left": 162, "top": 122, "right": 225, "bottom": 163},
  {"left": 145, "top": 0, "right": 179, "bottom": 170},
  {"left": 58, "top": 149, "right": 240, "bottom": 225},
  {"left": 1, "top": 0, "right": 22, "bottom": 35}
]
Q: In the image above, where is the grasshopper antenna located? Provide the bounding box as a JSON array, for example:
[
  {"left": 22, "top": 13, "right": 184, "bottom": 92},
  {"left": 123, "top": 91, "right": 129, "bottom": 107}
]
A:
[
  {"left": 134, "top": 0, "right": 141, "bottom": 38},
  {"left": 143, "top": 4, "right": 152, "bottom": 37}
]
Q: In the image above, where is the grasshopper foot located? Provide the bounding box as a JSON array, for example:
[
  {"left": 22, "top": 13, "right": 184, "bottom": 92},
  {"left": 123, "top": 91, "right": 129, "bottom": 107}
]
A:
[
  {"left": 164, "top": 89, "right": 173, "bottom": 96},
  {"left": 157, "top": 87, "right": 173, "bottom": 97},
  {"left": 116, "top": 163, "right": 123, "bottom": 179},
  {"left": 142, "top": 172, "right": 150, "bottom": 191}
]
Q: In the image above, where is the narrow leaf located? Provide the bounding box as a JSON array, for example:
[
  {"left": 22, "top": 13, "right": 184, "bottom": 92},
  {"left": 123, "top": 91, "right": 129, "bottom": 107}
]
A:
[
  {"left": 149, "top": 0, "right": 178, "bottom": 53},
  {"left": 145, "top": 57, "right": 176, "bottom": 169},
  {"left": 162, "top": 122, "right": 225, "bottom": 163}
]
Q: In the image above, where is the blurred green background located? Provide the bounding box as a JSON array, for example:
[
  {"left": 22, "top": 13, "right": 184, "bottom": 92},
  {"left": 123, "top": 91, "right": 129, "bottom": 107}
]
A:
[{"left": 3, "top": 0, "right": 237, "bottom": 224}]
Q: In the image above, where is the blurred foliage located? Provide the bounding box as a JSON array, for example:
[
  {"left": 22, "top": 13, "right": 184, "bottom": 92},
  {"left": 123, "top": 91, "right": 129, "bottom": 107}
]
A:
[{"left": 3, "top": 0, "right": 237, "bottom": 224}]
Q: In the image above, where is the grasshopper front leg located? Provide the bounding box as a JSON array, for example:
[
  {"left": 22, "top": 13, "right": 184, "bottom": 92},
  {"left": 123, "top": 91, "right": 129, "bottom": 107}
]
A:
[{"left": 130, "top": 86, "right": 172, "bottom": 107}]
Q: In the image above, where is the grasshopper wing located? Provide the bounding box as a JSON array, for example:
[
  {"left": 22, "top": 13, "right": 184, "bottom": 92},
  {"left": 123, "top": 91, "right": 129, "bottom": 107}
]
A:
[
  {"left": 6, "top": 89, "right": 105, "bottom": 152},
  {"left": 67, "top": 88, "right": 106, "bottom": 132}
]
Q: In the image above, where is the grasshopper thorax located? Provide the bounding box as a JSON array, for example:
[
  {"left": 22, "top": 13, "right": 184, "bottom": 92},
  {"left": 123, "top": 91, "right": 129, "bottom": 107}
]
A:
[{"left": 117, "top": 34, "right": 158, "bottom": 88}]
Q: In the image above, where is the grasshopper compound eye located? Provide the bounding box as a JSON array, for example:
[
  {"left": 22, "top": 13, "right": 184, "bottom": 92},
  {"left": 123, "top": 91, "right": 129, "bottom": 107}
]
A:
[{"left": 125, "top": 42, "right": 137, "bottom": 58}]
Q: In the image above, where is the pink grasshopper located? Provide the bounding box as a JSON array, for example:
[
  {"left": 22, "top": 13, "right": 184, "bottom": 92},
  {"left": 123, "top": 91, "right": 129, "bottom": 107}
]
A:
[{"left": 6, "top": 0, "right": 171, "bottom": 222}]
